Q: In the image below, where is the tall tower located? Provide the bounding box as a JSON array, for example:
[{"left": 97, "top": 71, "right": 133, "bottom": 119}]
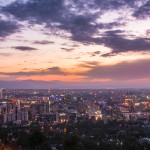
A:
[
  {"left": 0, "top": 88, "right": 5, "bottom": 99},
  {"left": 12, "top": 100, "right": 21, "bottom": 121}
]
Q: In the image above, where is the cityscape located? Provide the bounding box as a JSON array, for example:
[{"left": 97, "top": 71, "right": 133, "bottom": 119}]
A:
[
  {"left": 0, "top": 88, "right": 150, "bottom": 149},
  {"left": 1, "top": 0, "right": 150, "bottom": 149}
]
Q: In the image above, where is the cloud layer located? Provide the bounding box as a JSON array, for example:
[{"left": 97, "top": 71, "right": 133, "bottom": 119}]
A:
[
  {"left": 1, "top": 0, "right": 150, "bottom": 55},
  {"left": 0, "top": 0, "right": 150, "bottom": 88},
  {"left": 79, "top": 59, "right": 150, "bottom": 80},
  {"left": 13, "top": 46, "right": 37, "bottom": 51},
  {"left": 0, "top": 19, "right": 19, "bottom": 37}
]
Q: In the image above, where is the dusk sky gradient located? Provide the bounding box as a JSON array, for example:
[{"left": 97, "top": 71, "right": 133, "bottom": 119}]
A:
[{"left": 0, "top": 0, "right": 150, "bottom": 88}]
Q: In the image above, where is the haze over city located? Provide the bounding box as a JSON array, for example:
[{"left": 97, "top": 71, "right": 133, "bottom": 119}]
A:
[{"left": 0, "top": 0, "right": 150, "bottom": 88}]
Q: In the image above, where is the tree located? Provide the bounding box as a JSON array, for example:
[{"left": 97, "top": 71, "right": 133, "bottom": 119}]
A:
[
  {"left": 29, "top": 130, "right": 47, "bottom": 150},
  {"left": 63, "top": 135, "right": 81, "bottom": 150}
]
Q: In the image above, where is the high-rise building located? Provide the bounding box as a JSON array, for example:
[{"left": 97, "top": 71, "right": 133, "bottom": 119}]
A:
[
  {"left": 63, "top": 94, "right": 71, "bottom": 105},
  {"left": 0, "top": 99, "right": 28, "bottom": 124},
  {"left": 0, "top": 88, "right": 5, "bottom": 99},
  {"left": 45, "top": 101, "right": 51, "bottom": 114}
]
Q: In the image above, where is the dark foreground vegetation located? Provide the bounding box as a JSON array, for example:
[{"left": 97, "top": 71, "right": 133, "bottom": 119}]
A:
[{"left": 0, "top": 120, "right": 150, "bottom": 150}]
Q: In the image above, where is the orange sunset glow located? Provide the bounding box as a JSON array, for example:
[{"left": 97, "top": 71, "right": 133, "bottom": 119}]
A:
[{"left": 0, "top": 0, "right": 150, "bottom": 88}]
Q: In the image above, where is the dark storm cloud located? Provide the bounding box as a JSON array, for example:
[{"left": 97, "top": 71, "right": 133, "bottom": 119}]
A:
[
  {"left": 73, "top": 0, "right": 138, "bottom": 11},
  {"left": 0, "top": 19, "right": 19, "bottom": 37},
  {"left": 100, "top": 30, "right": 150, "bottom": 55},
  {"left": 13, "top": 46, "right": 37, "bottom": 51},
  {"left": 58, "top": 14, "right": 102, "bottom": 45},
  {"left": 133, "top": 0, "right": 150, "bottom": 18},
  {"left": 79, "top": 59, "right": 150, "bottom": 80},
  {"left": 101, "top": 53, "right": 116, "bottom": 57},
  {"left": 94, "top": 0, "right": 139, "bottom": 9},
  {"left": 2, "top": 0, "right": 64, "bottom": 24},
  {"left": 89, "top": 51, "right": 101, "bottom": 57},
  {"left": 2, "top": 0, "right": 100, "bottom": 44},
  {"left": 33, "top": 40, "right": 54, "bottom": 45},
  {"left": 72, "top": 29, "right": 150, "bottom": 55},
  {"left": 60, "top": 17, "right": 123, "bottom": 45},
  {"left": 1, "top": 0, "right": 149, "bottom": 55},
  {"left": 1, "top": 0, "right": 129, "bottom": 38},
  {"left": 61, "top": 48, "right": 74, "bottom": 52},
  {"left": 0, "top": 67, "right": 67, "bottom": 76}
]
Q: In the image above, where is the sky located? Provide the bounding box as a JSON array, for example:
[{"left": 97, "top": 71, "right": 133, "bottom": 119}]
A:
[{"left": 0, "top": 0, "right": 150, "bottom": 88}]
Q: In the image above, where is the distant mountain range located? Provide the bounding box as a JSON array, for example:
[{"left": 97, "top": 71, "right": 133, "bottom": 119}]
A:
[{"left": 0, "top": 80, "right": 149, "bottom": 89}]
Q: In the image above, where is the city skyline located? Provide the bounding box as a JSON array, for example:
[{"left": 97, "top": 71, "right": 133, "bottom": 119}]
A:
[{"left": 0, "top": 0, "right": 150, "bottom": 88}]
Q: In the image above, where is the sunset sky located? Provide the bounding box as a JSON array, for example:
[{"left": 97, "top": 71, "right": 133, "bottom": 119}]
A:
[{"left": 0, "top": 0, "right": 150, "bottom": 88}]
